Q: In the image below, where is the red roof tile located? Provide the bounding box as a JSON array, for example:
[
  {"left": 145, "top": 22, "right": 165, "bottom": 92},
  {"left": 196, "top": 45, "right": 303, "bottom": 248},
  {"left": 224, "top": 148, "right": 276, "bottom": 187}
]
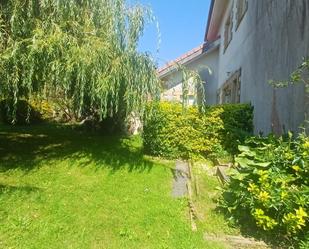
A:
[{"left": 157, "top": 44, "right": 205, "bottom": 75}]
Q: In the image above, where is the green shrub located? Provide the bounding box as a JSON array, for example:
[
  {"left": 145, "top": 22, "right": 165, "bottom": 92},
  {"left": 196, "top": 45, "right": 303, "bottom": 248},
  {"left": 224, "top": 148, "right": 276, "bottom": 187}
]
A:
[
  {"left": 218, "top": 104, "right": 254, "bottom": 154},
  {"left": 300, "top": 235, "right": 309, "bottom": 249},
  {"left": 143, "top": 102, "right": 253, "bottom": 159},
  {"left": 143, "top": 102, "right": 224, "bottom": 159},
  {"left": 219, "top": 133, "right": 309, "bottom": 247},
  {"left": 29, "top": 99, "right": 54, "bottom": 121}
]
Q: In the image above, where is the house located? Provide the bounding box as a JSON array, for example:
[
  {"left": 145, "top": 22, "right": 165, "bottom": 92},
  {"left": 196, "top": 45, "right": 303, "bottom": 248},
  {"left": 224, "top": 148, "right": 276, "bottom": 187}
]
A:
[
  {"left": 159, "top": 0, "right": 309, "bottom": 134},
  {"left": 157, "top": 40, "right": 220, "bottom": 105}
]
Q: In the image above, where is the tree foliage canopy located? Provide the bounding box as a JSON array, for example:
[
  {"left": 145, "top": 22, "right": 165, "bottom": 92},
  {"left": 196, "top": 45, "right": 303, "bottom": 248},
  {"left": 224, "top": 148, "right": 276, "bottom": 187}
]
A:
[{"left": 0, "top": 0, "right": 159, "bottom": 122}]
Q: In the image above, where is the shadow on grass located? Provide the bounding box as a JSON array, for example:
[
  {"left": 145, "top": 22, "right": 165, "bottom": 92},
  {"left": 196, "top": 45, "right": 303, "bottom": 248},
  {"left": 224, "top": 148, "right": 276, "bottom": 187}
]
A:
[
  {"left": 214, "top": 204, "right": 293, "bottom": 249},
  {"left": 0, "top": 124, "right": 154, "bottom": 173},
  {"left": 0, "top": 184, "right": 41, "bottom": 194}
]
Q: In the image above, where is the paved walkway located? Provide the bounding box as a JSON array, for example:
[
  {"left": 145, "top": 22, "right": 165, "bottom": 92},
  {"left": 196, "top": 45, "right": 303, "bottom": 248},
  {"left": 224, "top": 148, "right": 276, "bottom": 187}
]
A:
[{"left": 172, "top": 160, "right": 189, "bottom": 198}]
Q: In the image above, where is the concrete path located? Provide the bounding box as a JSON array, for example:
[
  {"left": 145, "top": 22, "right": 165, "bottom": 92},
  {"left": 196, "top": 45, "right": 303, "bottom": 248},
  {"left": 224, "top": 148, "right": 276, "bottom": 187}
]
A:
[{"left": 172, "top": 160, "right": 189, "bottom": 198}]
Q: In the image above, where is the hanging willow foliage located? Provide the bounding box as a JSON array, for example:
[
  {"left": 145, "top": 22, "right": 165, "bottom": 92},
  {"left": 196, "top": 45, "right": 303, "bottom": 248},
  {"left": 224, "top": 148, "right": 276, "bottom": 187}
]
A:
[{"left": 0, "top": 0, "right": 159, "bottom": 123}]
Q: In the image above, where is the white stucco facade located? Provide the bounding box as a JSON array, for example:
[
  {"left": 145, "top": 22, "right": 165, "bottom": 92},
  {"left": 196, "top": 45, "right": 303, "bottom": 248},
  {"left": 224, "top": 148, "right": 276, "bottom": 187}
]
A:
[{"left": 210, "top": 0, "right": 309, "bottom": 134}]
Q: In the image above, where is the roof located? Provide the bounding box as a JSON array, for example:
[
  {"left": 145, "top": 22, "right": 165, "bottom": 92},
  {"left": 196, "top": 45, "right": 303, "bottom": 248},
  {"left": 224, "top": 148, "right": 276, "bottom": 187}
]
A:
[
  {"left": 204, "top": 0, "right": 228, "bottom": 42},
  {"left": 157, "top": 40, "right": 219, "bottom": 78},
  {"left": 157, "top": 44, "right": 205, "bottom": 76},
  {"left": 204, "top": 0, "right": 215, "bottom": 42}
]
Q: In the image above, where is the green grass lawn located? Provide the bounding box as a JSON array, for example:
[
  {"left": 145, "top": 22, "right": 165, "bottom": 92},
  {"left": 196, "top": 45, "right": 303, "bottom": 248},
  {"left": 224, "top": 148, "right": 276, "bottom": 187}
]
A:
[
  {"left": 191, "top": 163, "right": 240, "bottom": 236},
  {"left": 0, "top": 124, "right": 227, "bottom": 249}
]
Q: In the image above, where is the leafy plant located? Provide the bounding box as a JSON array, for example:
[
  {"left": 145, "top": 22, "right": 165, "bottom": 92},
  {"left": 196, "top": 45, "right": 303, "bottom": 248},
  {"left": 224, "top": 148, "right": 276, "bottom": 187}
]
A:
[
  {"left": 143, "top": 102, "right": 253, "bottom": 159},
  {"left": 269, "top": 59, "right": 309, "bottom": 95},
  {"left": 216, "top": 104, "right": 254, "bottom": 154},
  {"left": 143, "top": 102, "right": 224, "bottom": 159},
  {"left": 270, "top": 58, "right": 309, "bottom": 127},
  {"left": 220, "top": 133, "right": 309, "bottom": 247}
]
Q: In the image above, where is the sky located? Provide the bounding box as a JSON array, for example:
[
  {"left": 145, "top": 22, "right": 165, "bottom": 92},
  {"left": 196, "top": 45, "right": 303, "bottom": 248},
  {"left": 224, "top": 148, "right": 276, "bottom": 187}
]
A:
[{"left": 135, "top": 0, "right": 212, "bottom": 68}]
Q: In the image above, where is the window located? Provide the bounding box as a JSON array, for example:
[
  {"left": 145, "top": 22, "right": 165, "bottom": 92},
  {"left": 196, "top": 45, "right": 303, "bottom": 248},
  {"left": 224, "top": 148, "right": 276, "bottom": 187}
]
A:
[
  {"left": 236, "top": 0, "right": 248, "bottom": 28},
  {"left": 179, "top": 95, "right": 196, "bottom": 106},
  {"left": 218, "top": 69, "right": 241, "bottom": 104},
  {"left": 223, "top": 86, "right": 232, "bottom": 103},
  {"left": 188, "top": 95, "right": 196, "bottom": 106},
  {"left": 224, "top": 11, "right": 233, "bottom": 51}
]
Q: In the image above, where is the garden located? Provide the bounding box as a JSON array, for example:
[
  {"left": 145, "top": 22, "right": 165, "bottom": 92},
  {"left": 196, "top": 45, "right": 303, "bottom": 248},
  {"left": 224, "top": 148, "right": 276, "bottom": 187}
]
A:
[
  {"left": 141, "top": 59, "right": 309, "bottom": 248},
  {"left": 0, "top": 0, "right": 308, "bottom": 248},
  {"left": 142, "top": 100, "right": 309, "bottom": 249},
  {"left": 0, "top": 124, "right": 220, "bottom": 249}
]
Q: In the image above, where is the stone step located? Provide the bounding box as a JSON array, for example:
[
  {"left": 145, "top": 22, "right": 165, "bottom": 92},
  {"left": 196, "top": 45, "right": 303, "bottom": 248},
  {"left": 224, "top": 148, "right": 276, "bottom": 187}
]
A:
[
  {"left": 216, "top": 165, "right": 230, "bottom": 184},
  {"left": 204, "top": 233, "right": 269, "bottom": 249},
  {"left": 171, "top": 160, "right": 189, "bottom": 198}
]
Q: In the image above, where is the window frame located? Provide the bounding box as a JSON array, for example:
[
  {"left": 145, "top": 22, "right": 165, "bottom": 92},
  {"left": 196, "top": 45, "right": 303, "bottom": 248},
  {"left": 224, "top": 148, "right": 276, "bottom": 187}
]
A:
[
  {"left": 218, "top": 69, "right": 241, "bottom": 104},
  {"left": 224, "top": 10, "right": 233, "bottom": 52},
  {"left": 236, "top": 0, "right": 248, "bottom": 30}
]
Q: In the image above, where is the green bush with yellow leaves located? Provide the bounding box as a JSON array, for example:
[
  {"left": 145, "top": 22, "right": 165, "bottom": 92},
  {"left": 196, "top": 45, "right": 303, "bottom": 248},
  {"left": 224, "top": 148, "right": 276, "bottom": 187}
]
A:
[
  {"left": 219, "top": 133, "right": 309, "bottom": 248},
  {"left": 142, "top": 102, "right": 253, "bottom": 159}
]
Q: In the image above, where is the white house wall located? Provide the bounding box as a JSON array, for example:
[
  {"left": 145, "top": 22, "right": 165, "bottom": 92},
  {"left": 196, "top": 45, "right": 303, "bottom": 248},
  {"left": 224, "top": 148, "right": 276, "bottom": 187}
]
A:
[
  {"left": 160, "top": 47, "right": 219, "bottom": 105},
  {"left": 161, "top": 70, "right": 183, "bottom": 102},
  {"left": 217, "top": 0, "right": 309, "bottom": 134},
  {"left": 186, "top": 48, "right": 219, "bottom": 105}
]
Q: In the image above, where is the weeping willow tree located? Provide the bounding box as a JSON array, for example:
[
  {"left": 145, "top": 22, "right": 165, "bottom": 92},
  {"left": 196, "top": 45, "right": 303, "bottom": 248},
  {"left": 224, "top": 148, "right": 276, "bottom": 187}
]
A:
[
  {"left": 0, "top": 0, "right": 159, "bottom": 123},
  {"left": 169, "top": 63, "right": 208, "bottom": 111},
  {"left": 181, "top": 67, "right": 205, "bottom": 110}
]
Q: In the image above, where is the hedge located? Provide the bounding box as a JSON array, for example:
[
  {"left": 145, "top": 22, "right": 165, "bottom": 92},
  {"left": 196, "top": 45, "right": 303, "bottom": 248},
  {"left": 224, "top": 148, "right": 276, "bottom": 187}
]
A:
[
  {"left": 218, "top": 103, "right": 254, "bottom": 154},
  {"left": 142, "top": 102, "right": 253, "bottom": 159}
]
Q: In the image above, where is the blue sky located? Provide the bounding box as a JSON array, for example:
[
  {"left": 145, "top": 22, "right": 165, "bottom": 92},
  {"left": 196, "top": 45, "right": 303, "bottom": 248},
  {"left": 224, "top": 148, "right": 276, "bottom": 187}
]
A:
[{"left": 135, "top": 0, "right": 212, "bottom": 67}]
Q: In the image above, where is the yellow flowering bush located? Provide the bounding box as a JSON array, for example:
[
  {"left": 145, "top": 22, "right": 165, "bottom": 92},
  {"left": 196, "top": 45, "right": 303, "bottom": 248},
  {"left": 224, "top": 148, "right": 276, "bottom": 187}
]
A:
[
  {"left": 257, "top": 191, "right": 270, "bottom": 203},
  {"left": 143, "top": 102, "right": 253, "bottom": 159},
  {"left": 283, "top": 207, "right": 308, "bottom": 234},
  {"left": 253, "top": 209, "right": 278, "bottom": 230},
  {"left": 220, "top": 132, "right": 309, "bottom": 247}
]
